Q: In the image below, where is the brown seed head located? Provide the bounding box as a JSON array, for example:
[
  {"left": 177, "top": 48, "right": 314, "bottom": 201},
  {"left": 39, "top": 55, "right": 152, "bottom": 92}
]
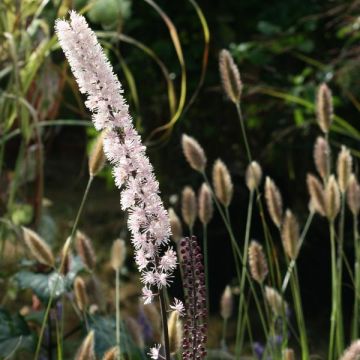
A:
[
  {"left": 220, "top": 285, "right": 233, "bottom": 320},
  {"left": 337, "top": 145, "right": 352, "bottom": 193},
  {"left": 60, "top": 236, "right": 72, "bottom": 274},
  {"left": 347, "top": 174, "right": 360, "bottom": 216},
  {"left": 248, "top": 240, "right": 268, "bottom": 284},
  {"left": 168, "top": 310, "right": 182, "bottom": 355},
  {"left": 198, "top": 183, "right": 213, "bottom": 226},
  {"left": 22, "top": 227, "right": 55, "bottom": 267},
  {"left": 313, "top": 136, "right": 330, "bottom": 180},
  {"left": 316, "top": 83, "right": 333, "bottom": 134},
  {"left": 265, "top": 286, "right": 285, "bottom": 316},
  {"left": 168, "top": 208, "right": 183, "bottom": 243},
  {"left": 75, "top": 330, "right": 95, "bottom": 360},
  {"left": 307, "top": 173, "right": 326, "bottom": 216},
  {"left": 181, "top": 186, "right": 197, "bottom": 228},
  {"left": 75, "top": 231, "right": 96, "bottom": 270},
  {"left": 181, "top": 134, "right": 207, "bottom": 173},
  {"left": 111, "top": 239, "right": 126, "bottom": 271},
  {"left": 246, "top": 161, "right": 262, "bottom": 192},
  {"left": 74, "top": 276, "right": 88, "bottom": 311},
  {"left": 89, "top": 132, "right": 106, "bottom": 176},
  {"left": 219, "top": 49, "right": 243, "bottom": 104},
  {"left": 213, "top": 159, "right": 233, "bottom": 207},
  {"left": 102, "top": 347, "right": 119, "bottom": 360},
  {"left": 265, "top": 177, "right": 283, "bottom": 228},
  {"left": 281, "top": 209, "right": 300, "bottom": 260},
  {"left": 340, "top": 340, "right": 360, "bottom": 360},
  {"left": 283, "top": 348, "right": 295, "bottom": 360},
  {"left": 325, "top": 175, "right": 341, "bottom": 221}
]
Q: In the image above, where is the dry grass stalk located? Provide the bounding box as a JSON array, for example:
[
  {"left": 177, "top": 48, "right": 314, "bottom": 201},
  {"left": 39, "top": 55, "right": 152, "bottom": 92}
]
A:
[
  {"left": 75, "top": 330, "right": 95, "bottom": 360},
  {"left": 182, "top": 134, "right": 207, "bottom": 173},
  {"left": 22, "top": 227, "right": 55, "bottom": 267},
  {"left": 340, "top": 340, "right": 360, "bottom": 360},
  {"left": 168, "top": 310, "right": 182, "bottom": 355},
  {"left": 316, "top": 83, "right": 333, "bottom": 133},
  {"left": 74, "top": 276, "right": 88, "bottom": 311},
  {"left": 212, "top": 159, "right": 233, "bottom": 207},
  {"left": 124, "top": 316, "right": 145, "bottom": 349},
  {"left": 111, "top": 238, "right": 126, "bottom": 271},
  {"left": 283, "top": 348, "right": 295, "bottom": 360},
  {"left": 337, "top": 145, "right": 352, "bottom": 193},
  {"left": 220, "top": 285, "right": 233, "bottom": 320},
  {"left": 102, "top": 347, "right": 119, "bottom": 360},
  {"left": 89, "top": 132, "right": 106, "bottom": 176},
  {"left": 168, "top": 208, "right": 183, "bottom": 243},
  {"left": 314, "top": 136, "right": 330, "bottom": 180},
  {"left": 198, "top": 183, "right": 213, "bottom": 226},
  {"left": 306, "top": 173, "right": 326, "bottom": 216},
  {"left": 248, "top": 240, "right": 268, "bottom": 284},
  {"left": 76, "top": 230, "right": 97, "bottom": 270},
  {"left": 245, "top": 161, "right": 262, "bottom": 192},
  {"left": 219, "top": 49, "right": 242, "bottom": 104},
  {"left": 347, "top": 174, "right": 360, "bottom": 216},
  {"left": 264, "top": 177, "right": 283, "bottom": 228},
  {"left": 181, "top": 186, "right": 197, "bottom": 229},
  {"left": 265, "top": 286, "right": 285, "bottom": 316},
  {"left": 325, "top": 175, "right": 341, "bottom": 221},
  {"left": 281, "top": 209, "right": 300, "bottom": 260}
]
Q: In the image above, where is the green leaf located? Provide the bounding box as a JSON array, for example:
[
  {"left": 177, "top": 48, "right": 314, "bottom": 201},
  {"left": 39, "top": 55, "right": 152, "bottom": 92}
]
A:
[{"left": 0, "top": 308, "right": 35, "bottom": 357}]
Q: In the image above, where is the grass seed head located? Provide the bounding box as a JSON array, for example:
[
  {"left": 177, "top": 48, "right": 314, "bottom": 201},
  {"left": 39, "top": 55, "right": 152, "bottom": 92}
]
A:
[
  {"left": 198, "top": 183, "right": 213, "bottom": 226},
  {"left": 248, "top": 240, "right": 268, "bottom": 284},
  {"left": 22, "top": 227, "right": 55, "bottom": 267},
  {"left": 347, "top": 174, "right": 360, "bottom": 216},
  {"left": 74, "top": 276, "right": 88, "bottom": 311},
  {"left": 265, "top": 177, "right": 283, "bottom": 228},
  {"left": 102, "top": 347, "right": 119, "bottom": 360},
  {"left": 314, "top": 136, "right": 330, "bottom": 181},
  {"left": 110, "top": 238, "right": 126, "bottom": 271},
  {"left": 168, "top": 310, "right": 182, "bottom": 355},
  {"left": 75, "top": 330, "right": 95, "bottom": 360},
  {"left": 168, "top": 208, "right": 183, "bottom": 243},
  {"left": 219, "top": 49, "right": 243, "bottom": 104},
  {"left": 307, "top": 173, "right": 326, "bottom": 216},
  {"left": 213, "top": 159, "right": 233, "bottom": 207},
  {"left": 281, "top": 209, "right": 300, "bottom": 260},
  {"left": 89, "top": 132, "right": 106, "bottom": 176},
  {"left": 325, "top": 175, "right": 341, "bottom": 221},
  {"left": 181, "top": 186, "right": 197, "bottom": 229},
  {"left": 245, "top": 161, "right": 262, "bottom": 192},
  {"left": 340, "top": 340, "right": 360, "bottom": 360},
  {"left": 182, "top": 134, "right": 207, "bottom": 173},
  {"left": 220, "top": 285, "right": 233, "bottom": 320},
  {"left": 316, "top": 83, "right": 333, "bottom": 134},
  {"left": 75, "top": 230, "right": 97, "bottom": 270},
  {"left": 337, "top": 145, "right": 352, "bottom": 193}
]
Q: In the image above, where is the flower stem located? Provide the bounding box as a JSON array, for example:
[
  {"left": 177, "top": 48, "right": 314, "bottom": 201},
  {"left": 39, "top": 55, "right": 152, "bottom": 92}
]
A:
[
  {"left": 235, "top": 103, "right": 252, "bottom": 163},
  {"left": 353, "top": 215, "right": 360, "bottom": 339},
  {"left": 203, "top": 224, "right": 210, "bottom": 314},
  {"left": 116, "top": 267, "right": 121, "bottom": 360},
  {"left": 159, "top": 287, "right": 171, "bottom": 360},
  {"left": 34, "top": 176, "right": 94, "bottom": 360}
]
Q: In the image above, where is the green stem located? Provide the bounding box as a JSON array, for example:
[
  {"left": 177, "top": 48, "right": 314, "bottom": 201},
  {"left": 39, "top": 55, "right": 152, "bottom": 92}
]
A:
[
  {"left": 221, "top": 318, "right": 228, "bottom": 349},
  {"left": 116, "top": 267, "right": 121, "bottom": 360},
  {"left": 235, "top": 190, "right": 254, "bottom": 358},
  {"left": 328, "top": 221, "right": 338, "bottom": 360},
  {"left": 235, "top": 103, "right": 252, "bottom": 163},
  {"left": 34, "top": 176, "right": 94, "bottom": 360},
  {"left": 353, "top": 215, "right": 360, "bottom": 339},
  {"left": 159, "top": 288, "right": 171, "bottom": 360},
  {"left": 281, "top": 211, "right": 314, "bottom": 293}
]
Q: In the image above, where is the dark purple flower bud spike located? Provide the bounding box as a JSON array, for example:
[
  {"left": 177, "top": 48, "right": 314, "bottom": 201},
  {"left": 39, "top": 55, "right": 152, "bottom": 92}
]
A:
[{"left": 180, "top": 236, "right": 208, "bottom": 360}]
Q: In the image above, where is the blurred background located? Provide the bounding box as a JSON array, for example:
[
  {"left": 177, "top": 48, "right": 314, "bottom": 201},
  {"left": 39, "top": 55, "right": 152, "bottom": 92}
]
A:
[{"left": 1, "top": 0, "right": 360, "bottom": 355}]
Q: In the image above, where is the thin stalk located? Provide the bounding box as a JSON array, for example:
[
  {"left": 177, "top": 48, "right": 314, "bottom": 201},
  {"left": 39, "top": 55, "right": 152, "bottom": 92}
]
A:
[
  {"left": 221, "top": 318, "right": 228, "bottom": 350},
  {"left": 353, "top": 214, "right": 360, "bottom": 339},
  {"left": 116, "top": 267, "right": 121, "bottom": 360},
  {"left": 291, "top": 264, "right": 309, "bottom": 360},
  {"left": 159, "top": 288, "right": 171, "bottom": 360},
  {"left": 328, "top": 220, "right": 338, "bottom": 360},
  {"left": 235, "top": 103, "right": 252, "bottom": 162},
  {"left": 54, "top": 313, "right": 62, "bottom": 360},
  {"left": 203, "top": 224, "right": 209, "bottom": 314},
  {"left": 336, "top": 194, "right": 345, "bottom": 352},
  {"left": 235, "top": 190, "right": 254, "bottom": 358},
  {"left": 34, "top": 176, "right": 94, "bottom": 360},
  {"left": 48, "top": 315, "right": 53, "bottom": 360},
  {"left": 282, "top": 211, "right": 314, "bottom": 293}
]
